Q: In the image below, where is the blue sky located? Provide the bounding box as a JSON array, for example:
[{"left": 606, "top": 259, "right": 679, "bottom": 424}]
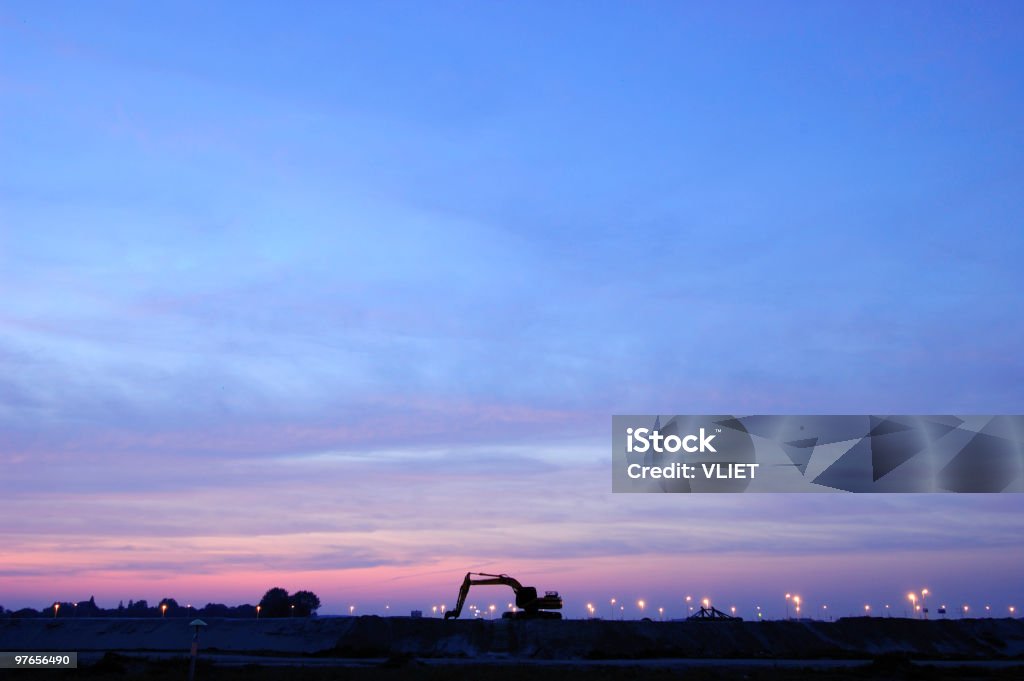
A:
[{"left": 1, "top": 1, "right": 1023, "bottom": 615}]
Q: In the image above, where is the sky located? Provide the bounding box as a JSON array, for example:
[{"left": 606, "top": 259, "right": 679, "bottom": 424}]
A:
[{"left": 1, "top": 1, "right": 1023, "bottom": 618}]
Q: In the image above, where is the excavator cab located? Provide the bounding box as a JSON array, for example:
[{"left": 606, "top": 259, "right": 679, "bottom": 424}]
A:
[{"left": 515, "top": 586, "right": 537, "bottom": 607}]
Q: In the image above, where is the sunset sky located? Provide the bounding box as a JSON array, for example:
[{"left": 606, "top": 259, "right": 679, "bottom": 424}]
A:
[{"left": 2, "top": 1, "right": 1023, "bottom": 618}]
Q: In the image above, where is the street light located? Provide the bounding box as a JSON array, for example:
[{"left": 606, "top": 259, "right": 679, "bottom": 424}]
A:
[
  {"left": 53, "top": 603, "right": 60, "bottom": 618},
  {"left": 921, "top": 589, "right": 929, "bottom": 620},
  {"left": 908, "top": 592, "right": 917, "bottom": 619},
  {"left": 256, "top": 605, "right": 261, "bottom": 619},
  {"left": 349, "top": 605, "right": 355, "bottom": 616},
  {"left": 489, "top": 605, "right": 496, "bottom": 619},
  {"left": 658, "top": 606, "right": 664, "bottom": 621},
  {"left": 638, "top": 600, "right": 645, "bottom": 617},
  {"left": 162, "top": 604, "right": 168, "bottom": 618},
  {"left": 432, "top": 606, "right": 438, "bottom": 617},
  {"left": 864, "top": 604, "right": 871, "bottom": 616}
]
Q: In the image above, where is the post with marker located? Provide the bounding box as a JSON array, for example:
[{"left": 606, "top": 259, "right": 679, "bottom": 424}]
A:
[{"left": 188, "top": 619, "right": 207, "bottom": 681}]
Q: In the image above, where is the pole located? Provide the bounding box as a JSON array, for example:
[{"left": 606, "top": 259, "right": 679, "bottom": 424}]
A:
[{"left": 188, "top": 627, "right": 198, "bottom": 681}]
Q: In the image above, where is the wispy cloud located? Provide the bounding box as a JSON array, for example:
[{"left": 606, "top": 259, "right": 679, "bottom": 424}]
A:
[{"left": 2, "top": 0, "right": 1024, "bottom": 614}]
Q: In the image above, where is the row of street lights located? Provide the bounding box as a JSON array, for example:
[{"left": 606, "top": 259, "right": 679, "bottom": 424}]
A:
[
  {"left": 299, "top": 596, "right": 1017, "bottom": 620},
  {"left": 51, "top": 601, "right": 190, "bottom": 618},
  {"left": 319, "top": 597, "right": 1018, "bottom": 620},
  {"left": 46, "top": 596, "right": 1019, "bottom": 620},
  {"left": 778, "top": 588, "right": 1017, "bottom": 621},
  {"left": 582, "top": 596, "right": 719, "bottom": 620},
  {"left": 261, "top": 597, "right": 1016, "bottom": 620},
  {"left": 572, "top": 591, "right": 1019, "bottom": 621}
]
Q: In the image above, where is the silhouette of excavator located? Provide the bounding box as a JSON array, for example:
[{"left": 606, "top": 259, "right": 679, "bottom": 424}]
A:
[{"left": 444, "top": 572, "right": 563, "bottom": 620}]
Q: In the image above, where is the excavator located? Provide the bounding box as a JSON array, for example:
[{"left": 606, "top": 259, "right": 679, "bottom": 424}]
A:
[{"left": 443, "top": 572, "right": 563, "bottom": 620}]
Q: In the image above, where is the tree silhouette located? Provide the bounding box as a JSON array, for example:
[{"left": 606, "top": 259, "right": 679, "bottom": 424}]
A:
[
  {"left": 78, "top": 597, "right": 101, "bottom": 617},
  {"left": 200, "top": 603, "right": 230, "bottom": 617},
  {"left": 126, "top": 599, "right": 149, "bottom": 615},
  {"left": 259, "top": 587, "right": 291, "bottom": 618},
  {"left": 289, "top": 590, "right": 321, "bottom": 617}
]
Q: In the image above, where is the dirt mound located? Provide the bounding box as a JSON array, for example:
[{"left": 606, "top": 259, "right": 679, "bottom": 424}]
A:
[{"left": 2, "top": 616, "right": 1022, "bottom": 660}]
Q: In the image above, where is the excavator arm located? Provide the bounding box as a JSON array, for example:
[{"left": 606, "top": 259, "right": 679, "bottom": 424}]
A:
[{"left": 444, "top": 572, "right": 562, "bottom": 620}]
